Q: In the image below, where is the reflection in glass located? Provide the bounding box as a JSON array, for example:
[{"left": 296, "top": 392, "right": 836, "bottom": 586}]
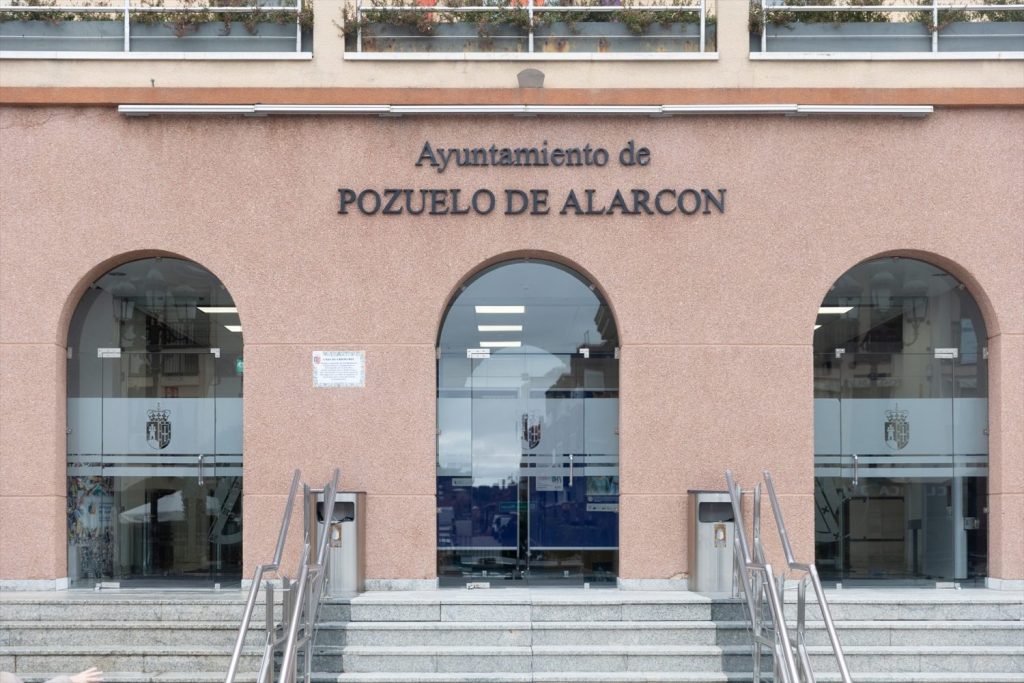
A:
[
  {"left": 813, "top": 257, "right": 988, "bottom": 583},
  {"left": 437, "top": 260, "right": 619, "bottom": 585},
  {"left": 66, "top": 258, "right": 243, "bottom": 588}
]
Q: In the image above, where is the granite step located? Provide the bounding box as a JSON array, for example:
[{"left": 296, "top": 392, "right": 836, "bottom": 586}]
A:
[{"left": 0, "top": 621, "right": 264, "bottom": 647}]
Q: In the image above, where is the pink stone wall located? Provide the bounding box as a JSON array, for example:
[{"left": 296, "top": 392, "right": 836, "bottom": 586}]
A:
[{"left": 0, "top": 107, "right": 1021, "bottom": 582}]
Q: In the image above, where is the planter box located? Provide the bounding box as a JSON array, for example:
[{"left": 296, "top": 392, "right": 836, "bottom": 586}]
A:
[
  {"left": 0, "top": 18, "right": 308, "bottom": 52},
  {"left": 129, "top": 20, "right": 302, "bottom": 53},
  {"left": 349, "top": 22, "right": 527, "bottom": 53},
  {"left": 0, "top": 19, "right": 124, "bottom": 51},
  {"left": 938, "top": 21, "right": 1024, "bottom": 52},
  {"left": 534, "top": 20, "right": 714, "bottom": 53},
  {"left": 758, "top": 21, "right": 931, "bottom": 53}
]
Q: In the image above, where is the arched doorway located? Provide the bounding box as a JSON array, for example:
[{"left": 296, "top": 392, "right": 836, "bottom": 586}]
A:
[
  {"left": 66, "top": 257, "right": 243, "bottom": 588},
  {"left": 436, "top": 259, "right": 619, "bottom": 586},
  {"left": 814, "top": 257, "right": 988, "bottom": 584}
]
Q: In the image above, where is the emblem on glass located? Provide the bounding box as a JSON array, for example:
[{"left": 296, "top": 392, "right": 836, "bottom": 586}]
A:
[
  {"left": 884, "top": 404, "right": 910, "bottom": 451},
  {"left": 146, "top": 403, "right": 172, "bottom": 450},
  {"left": 521, "top": 412, "right": 542, "bottom": 449}
]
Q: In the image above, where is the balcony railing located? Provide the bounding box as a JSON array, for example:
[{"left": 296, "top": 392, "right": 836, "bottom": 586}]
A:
[
  {"left": 343, "top": 0, "right": 717, "bottom": 57},
  {"left": 750, "top": 0, "right": 1024, "bottom": 57},
  {"left": 0, "top": 0, "right": 311, "bottom": 56}
]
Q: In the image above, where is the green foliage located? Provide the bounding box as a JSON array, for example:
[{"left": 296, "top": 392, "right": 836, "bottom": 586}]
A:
[
  {"left": 749, "top": 0, "right": 1024, "bottom": 34},
  {"left": 0, "top": 0, "right": 313, "bottom": 32},
  {"left": 343, "top": 0, "right": 705, "bottom": 38},
  {"left": 980, "top": 0, "right": 1024, "bottom": 22}
]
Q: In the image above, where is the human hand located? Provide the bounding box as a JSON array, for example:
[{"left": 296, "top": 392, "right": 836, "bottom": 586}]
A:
[{"left": 70, "top": 668, "right": 103, "bottom": 683}]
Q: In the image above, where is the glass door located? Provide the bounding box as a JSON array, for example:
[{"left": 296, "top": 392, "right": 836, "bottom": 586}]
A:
[
  {"left": 437, "top": 349, "right": 619, "bottom": 586},
  {"left": 67, "top": 350, "right": 242, "bottom": 588},
  {"left": 815, "top": 349, "right": 968, "bottom": 583}
]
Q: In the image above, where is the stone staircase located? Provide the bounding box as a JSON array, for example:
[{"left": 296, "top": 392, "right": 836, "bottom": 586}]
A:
[{"left": 1, "top": 588, "right": 1023, "bottom": 683}]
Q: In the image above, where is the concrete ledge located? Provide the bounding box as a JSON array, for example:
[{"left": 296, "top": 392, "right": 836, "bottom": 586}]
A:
[
  {"left": 986, "top": 577, "right": 1024, "bottom": 591},
  {"left": 616, "top": 578, "right": 690, "bottom": 591},
  {"left": 364, "top": 579, "right": 440, "bottom": 591},
  {"left": 0, "top": 577, "right": 68, "bottom": 591}
]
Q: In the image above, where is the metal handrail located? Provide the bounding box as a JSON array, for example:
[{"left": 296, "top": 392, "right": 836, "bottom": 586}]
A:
[
  {"left": 725, "top": 470, "right": 800, "bottom": 683},
  {"left": 352, "top": 0, "right": 711, "bottom": 54},
  {"left": 225, "top": 469, "right": 301, "bottom": 683},
  {"left": 758, "top": 0, "right": 1024, "bottom": 54},
  {"left": 763, "top": 470, "right": 852, "bottom": 683},
  {"left": 278, "top": 468, "right": 340, "bottom": 683},
  {"left": 0, "top": 0, "right": 305, "bottom": 54}
]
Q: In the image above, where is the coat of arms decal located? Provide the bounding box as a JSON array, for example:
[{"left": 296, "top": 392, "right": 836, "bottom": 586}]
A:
[
  {"left": 146, "top": 403, "right": 172, "bottom": 450},
  {"left": 521, "top": 412, "right": 542, "bottom": 449},
  {"left": 884, "top": 404, "right": 909, "bottom": 451}
]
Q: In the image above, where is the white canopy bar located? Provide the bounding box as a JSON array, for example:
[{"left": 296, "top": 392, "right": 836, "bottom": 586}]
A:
[{"left": 118, "top": 103, "right": 934, "bottom": 117}]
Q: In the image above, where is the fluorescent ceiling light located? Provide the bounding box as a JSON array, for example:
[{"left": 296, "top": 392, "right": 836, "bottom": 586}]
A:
[
  {"left": 480, "top": 341, "right": 522, "bottom": 348},
  {"left": 224, "top": 325, "right": 243, "bottom": 333},
  {"left": 475, "top": 305, "right": 525, "bottom": 314},
  {"left": 478, "top": 325, "right": 523, "bottom": 332},
  {"left": 814, "top": 324, "right": 822, "bottom": 331},
  {"left": 198, "top": 306, "right": 238, "bottom": 314},
  {"left": 818, "top": 306, "right": 853, "bottom": 315}
]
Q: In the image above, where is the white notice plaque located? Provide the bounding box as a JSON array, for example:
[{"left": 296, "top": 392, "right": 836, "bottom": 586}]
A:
[{"left": 313, "top": 351, "right": 365, "bottom": 388}]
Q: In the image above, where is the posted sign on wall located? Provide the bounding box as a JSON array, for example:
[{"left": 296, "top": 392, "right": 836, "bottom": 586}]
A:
[{"left": 313, "top": 351, "right": 366, "bottom": 388}]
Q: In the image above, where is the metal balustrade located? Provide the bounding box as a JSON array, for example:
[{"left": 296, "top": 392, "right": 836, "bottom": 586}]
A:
[
  {"left": 726, "top": 469, "right": 851, "bottom": 683},
  {"left": 225, "top": 468, "right": 341, "bottom": 683},
  {"left": 754, "top": 0, "right": 1024, "bottom": 56},
  {"left": 348, "top": 0, "right": 715, "bottom": 56},
  {"left": 0, "top": 0, "right": 307, "bottom": 55}
]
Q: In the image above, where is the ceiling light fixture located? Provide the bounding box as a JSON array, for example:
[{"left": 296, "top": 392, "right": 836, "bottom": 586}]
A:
[
  {"left": 475, "top": 305, "right": 525, "bottom": 314},
  {"left": 224, "top": 325, "right": 242, "bottom": 333},
  {"left": 198, "top": 306, "right": 238, "bottom": 314},
  {"left": 818, "top": 306, "right": 854, "bottom": 315},
  {"left": 479, "top": 341, "right": 522, "bottom": 348},
  {"left": 478, "top": 325, "right": 523, "bottom": 332}
]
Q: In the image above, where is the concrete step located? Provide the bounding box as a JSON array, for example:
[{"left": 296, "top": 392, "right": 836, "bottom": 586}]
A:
[
  {"left": 332, "top": 618, "right": 1024, "bottom": 648},
  {"left": 336, "top": 644, "right": 1024, "bottom": 675},
  {"left": 12, "top": 674, "right": 1024, "bottom": 683},
  {"left": 327, "top": 676, "right": 1024, "bottom": 683},
  {"left": 0, "top": 646, "right": 261, "bottom": 674},
  {"left": 0, "top": 621, "right": 264, "bottom": 647},
  {"left": 336, "top": 621, "right": 746, "bottom": 647}
]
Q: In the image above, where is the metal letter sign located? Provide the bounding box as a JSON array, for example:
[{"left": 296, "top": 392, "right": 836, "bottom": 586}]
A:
[
  {"left": 146, "top": 403, "right": 172, "bottom": 450},
  {"left": 884, "top": 405, "right": 910, "bottom": 451}
]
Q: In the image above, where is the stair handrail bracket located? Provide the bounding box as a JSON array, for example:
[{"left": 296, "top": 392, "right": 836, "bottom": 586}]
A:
[
  {"left": 762, "top": 470, "right": 853, "bottom": 683},
  {"left": 225, "top": 467, "right": 343, "bottom": 683}
]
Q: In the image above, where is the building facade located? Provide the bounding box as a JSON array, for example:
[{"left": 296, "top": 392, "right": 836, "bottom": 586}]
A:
[{"left": 0, "top": 0, "right": 1022, "bottom": 593}]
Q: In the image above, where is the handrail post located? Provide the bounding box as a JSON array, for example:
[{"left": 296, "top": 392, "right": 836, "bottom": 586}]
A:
[
  {"left": 699, "top": 0, "right": 705, "bottom": 53},
  {"left": 122, "top": 0, "right": 130, "bottom": 52},
  {"left": 932, "top": 0, "right": 939, "bottom": 52},
  {"left": 527, "top": 0, "right": 534, "bottom": 54},
  {"left": 761, "top": 0, "right": 767, "bottom": 53}
]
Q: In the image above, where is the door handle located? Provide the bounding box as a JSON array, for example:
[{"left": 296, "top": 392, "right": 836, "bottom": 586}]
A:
[
  {"left": 568, "top": 454, "right": 574, "bottom": 486},
  {"left": 198, "top": 454, "right": 205, "bottom": 486},
  {"left": 851, "top": 453, "right": 859, "bottom": 487}
]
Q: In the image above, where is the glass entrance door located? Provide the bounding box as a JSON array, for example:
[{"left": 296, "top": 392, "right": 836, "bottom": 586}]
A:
[
  {"left": 814, "top": 349, "right": 988, "bottom": 583},
  {"left": 437, "top": 349, "right": 619, "bottom": 586},
  {"left": 435, "top": 259, "right": 621, "bottom": 587},
  {"left": 67, "top": 349, "right": 243, "bottom": 588}
]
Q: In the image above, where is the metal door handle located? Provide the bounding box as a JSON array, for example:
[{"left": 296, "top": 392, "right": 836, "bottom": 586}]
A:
[
  {"left": 568, "top": 454, "right": 574, "bottom": 486},
  {"left": 851, "top": 454, "right": 859, "bottom": 487},
  {"left": 198, "top": 454, "right": 205, "bottom": 486}
]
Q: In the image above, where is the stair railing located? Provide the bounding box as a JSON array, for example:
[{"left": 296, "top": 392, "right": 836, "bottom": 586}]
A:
[
  {"left": 726, "top": 470, "right": 800, "bottom": 683},
  {"left": 763, "top": 470, "right": 852, "bottom": 683},
  {"left": 225, "top": 468, "right": 341, "bottom": 683},
  {"left": 226, "top": 469, "right": 301, "bottom": 683},
  {"left": 278, "top": 468, "right": 340, "bottom": 683}
]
